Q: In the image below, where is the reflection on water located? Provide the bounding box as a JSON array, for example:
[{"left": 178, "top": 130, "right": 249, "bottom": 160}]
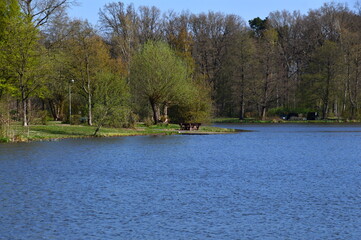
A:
[{"left": 1, "top": 124, "right": 361, "bottom": 239}]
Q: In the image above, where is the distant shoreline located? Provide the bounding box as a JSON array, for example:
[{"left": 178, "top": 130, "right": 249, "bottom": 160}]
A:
[{"left": 212, "top": 118, "right": 361, "bottom": 124}]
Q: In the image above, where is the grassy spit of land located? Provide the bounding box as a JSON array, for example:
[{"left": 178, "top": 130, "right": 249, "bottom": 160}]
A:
[{"left": 0, "top": 121, "right": 238, "bottom": 143}]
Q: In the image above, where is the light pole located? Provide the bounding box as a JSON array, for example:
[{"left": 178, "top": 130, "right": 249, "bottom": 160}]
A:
[{"left": 69, "top": 79, "right": 74, "bottom": 124}]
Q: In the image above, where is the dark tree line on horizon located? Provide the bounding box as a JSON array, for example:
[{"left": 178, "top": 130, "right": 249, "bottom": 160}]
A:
[{"left": 1, "top": 0, "right": 361, "bottom": 135}]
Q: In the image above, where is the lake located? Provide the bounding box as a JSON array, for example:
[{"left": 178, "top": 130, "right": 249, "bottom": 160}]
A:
[{"left": 1, "top": 124, "right": 361, "bottom": 239}]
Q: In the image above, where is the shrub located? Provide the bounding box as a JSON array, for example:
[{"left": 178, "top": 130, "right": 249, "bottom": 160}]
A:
[
  {"left": 268, "top": 107, "right": 312, "bottom": 117},
  {"left": 143, "top": 117, "right": 154, "bottom": 127}
]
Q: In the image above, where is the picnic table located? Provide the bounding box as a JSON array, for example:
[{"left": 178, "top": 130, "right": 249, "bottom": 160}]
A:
[{"left": 179, "top": 123, "right": 201, "bottom": 131}]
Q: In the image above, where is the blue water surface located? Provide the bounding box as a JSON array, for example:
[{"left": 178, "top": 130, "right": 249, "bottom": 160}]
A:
[{"left": 1, "top": 124, "right": 361, "bottom": 239}]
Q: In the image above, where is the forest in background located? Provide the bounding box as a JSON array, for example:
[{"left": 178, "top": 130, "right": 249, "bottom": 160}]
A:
[{"left": 1, "top": 0, "right": 361, "bottom": 136}]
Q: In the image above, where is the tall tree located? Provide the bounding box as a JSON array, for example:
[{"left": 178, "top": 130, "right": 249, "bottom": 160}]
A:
[
  {"left": 249, "top": 17, "right": 269, "bottom": 37},
  {"left": 301, "top": 40, "right": 342, "bottom": 119},
  {"left": 99, "top": 2, "right": 139, "bottom": 73},
  {"left": 45, "top": 51, "right": 70, "bottom": 121},
  {"left": 234, "top": 33, "right": 256, "bottom": 119},
  {"left": 40, "top": 13, "right": 73, "bottom": 121},
  {"left": 212, "top": 14, "right": 247, "bottom": 116},
  {"left": 256, "top": 29, "right": 281, "bottom": 120},
  {"left": 189, "top": 12, "right": 226, "bottom": 85},
  {"left": 65, "top": 20, "right": 111, "bottom": 125},
  {"left": 269, "top": 10, "right": 307, "bottom": 109},
  {"left": 1, "top": 1, "right": 46, "bottom": 126},
  {"left": 0, "top": 0, "right": 22, "bottom": 136},
  {"left": 137, "top": 5, "right": 162, "bottom": 44},
  {"left": 248, "top": 18, "right": 281, "bottom": 120}
]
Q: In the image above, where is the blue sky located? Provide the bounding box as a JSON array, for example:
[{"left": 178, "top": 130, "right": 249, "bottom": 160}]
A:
[{"left": 68, "top": 0, "right": 356, "bottom": 26}]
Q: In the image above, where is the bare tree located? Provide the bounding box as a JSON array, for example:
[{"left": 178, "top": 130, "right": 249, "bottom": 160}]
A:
[
  {"left": 18, "top": 0, "right": 76, "bottom": 27},
  {"left": 138, "top": 6, "right": 162, "bottom": 44},
  {"left": 99, "top": 2, "right": 139, "bottom": 72},
  {"left": 269, "top": 10, "right": 306, "bottom": 108}
]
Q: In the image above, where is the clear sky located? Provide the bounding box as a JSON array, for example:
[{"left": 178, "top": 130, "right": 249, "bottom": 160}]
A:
[{"left": 68, "top": 0, "right": 357, "bottom": 26}]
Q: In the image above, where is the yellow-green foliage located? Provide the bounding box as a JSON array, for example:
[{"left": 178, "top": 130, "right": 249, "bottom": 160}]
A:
[{"left": 169, "top": 75, "right": 212, "bottom": 123}]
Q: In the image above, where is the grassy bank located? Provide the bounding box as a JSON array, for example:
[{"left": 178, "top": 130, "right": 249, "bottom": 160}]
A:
[{"left": 0, "top": 122, "right": 237, "bottom": 143}]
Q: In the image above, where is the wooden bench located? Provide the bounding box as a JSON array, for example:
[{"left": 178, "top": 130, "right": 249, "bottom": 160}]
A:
[{"left": 179, "top": 123, "right": 201, "bottom": 131}]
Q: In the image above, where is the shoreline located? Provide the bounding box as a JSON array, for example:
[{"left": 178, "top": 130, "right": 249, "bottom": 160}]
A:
[
  {"left": 0, "top": 123, "right": 240, "bottom": 143},
  {"left": 212, "top": 118, "right": 361, "bottom": 124}
]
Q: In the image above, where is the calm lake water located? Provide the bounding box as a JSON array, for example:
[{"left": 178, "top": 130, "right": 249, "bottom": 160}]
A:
[{"left": 1, "top": 124, "right": 361, "bottom": 239}]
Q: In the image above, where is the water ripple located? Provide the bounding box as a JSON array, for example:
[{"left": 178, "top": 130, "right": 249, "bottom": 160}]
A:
[{"left": 1, "top": 124, "right": 361, "bottom": 239}]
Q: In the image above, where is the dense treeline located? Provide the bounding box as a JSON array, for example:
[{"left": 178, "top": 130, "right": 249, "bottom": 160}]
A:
[{"left": 1, "top": 0, "right": 361, "bottom": 136}]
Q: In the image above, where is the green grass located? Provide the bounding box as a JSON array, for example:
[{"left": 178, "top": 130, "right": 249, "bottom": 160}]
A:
[
  {"left": 212, "top": 118, "right": 242, "bottom": 123},
  {"left": 212, "top": 117, "right": 274, "bottom": 123},
  {"left": 0, "top": 137, "right": 10, "bottom": 143},
  {"left": 199, "top": 125, "right": 237, "bottom": 132},
  {"left": 212, "top": 118, "right": 277, "bottom": 123},
  {"left": 136, "top": 123, "right": 179, "bottom": 130},
  {"left": 1, "top": 121, "right": 237, "bottom": 143}
]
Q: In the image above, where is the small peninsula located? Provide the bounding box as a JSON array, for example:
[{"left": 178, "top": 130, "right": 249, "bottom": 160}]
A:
[{"left": 1, "top": 122, "right": 237, "bottom": 143}]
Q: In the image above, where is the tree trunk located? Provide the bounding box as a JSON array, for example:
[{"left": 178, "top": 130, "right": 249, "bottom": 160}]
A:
[
  {"left": 86, "top": 59, "right": 92, "bottom": 126},
  {"left": 28, "top": 98, "right": 32, "bottom": 124},
  {"left": 150, "top": 99, "right": 159, "bottom": 124},
  {"left": 239, "top": 95, "right": 245, "bottom": 120},
  {"left": 88, "top": 92, "right": 92, "bottom": 126},
  {"left": 48, "top": 100, "right": 59, "bottom": 121},
  {"left": 156, "top": 106, "right": 161, "bottom": 122},
  {"left": 353, "top": 61, "right": 360, "bottom": 119},
  {"left": 93, "top": 125, "right": 101, "bottom": 136},
  {"left": 322, "top": 99, "right": 329, "bottom": 119},
  {"left": 344, "top": 61, "right": 351, "bottom": 115},
  {"left": 22, "top": 91, "right": 28, "bottom": 127},
  {"left": 261, "top": 106, "right": 267, "bottom": 121},
  {"left": 48, "top": 100, "right": 55, "bottom": 120},
  {"left": 323, "top": 66, "right": 331, "bottom": 120},
  {"left": 163, "top": 102, "right": 169, "bottom": 123},
  {"left": 261, "top": 70, "right": 269, "bottom": 121},
  {"left": 239, "top": 71, "right": 245, "bottom": 120}
]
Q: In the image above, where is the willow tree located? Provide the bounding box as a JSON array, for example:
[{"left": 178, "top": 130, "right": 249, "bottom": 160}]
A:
[
  {"left": 168, "top": 76, "right": 212, "bottom": 124},
  {"left": 130, "top": 41, "right": 191, "bottom": 124}
]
